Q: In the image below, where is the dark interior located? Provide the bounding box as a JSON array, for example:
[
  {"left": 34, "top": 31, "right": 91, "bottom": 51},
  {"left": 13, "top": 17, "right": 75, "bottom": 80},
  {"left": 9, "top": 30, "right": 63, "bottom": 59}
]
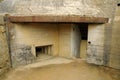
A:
[
  {"left": 36, "top": 46, "right": 45, "bottom": 57},
  {"left": 118, "top": 3, "right": 120, "bottom": 6},
  {"left": 78, "top": 23, "right": 88, "bottom": 40}
]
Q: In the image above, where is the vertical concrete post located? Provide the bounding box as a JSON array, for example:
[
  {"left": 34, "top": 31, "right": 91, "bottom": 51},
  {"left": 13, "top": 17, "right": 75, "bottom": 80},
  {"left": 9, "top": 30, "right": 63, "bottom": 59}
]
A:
[
  {"left": 48, "top": 46, "right": 51, "bottom": 55},
  {"left": 45, "top": 46, "right": 48, "bottom": 54},
  {"left": 31, "top": 45, "right": 36, "bottom": 57},
  {"left": 71, "top": 24, "right": 81, "bottom": 58}
]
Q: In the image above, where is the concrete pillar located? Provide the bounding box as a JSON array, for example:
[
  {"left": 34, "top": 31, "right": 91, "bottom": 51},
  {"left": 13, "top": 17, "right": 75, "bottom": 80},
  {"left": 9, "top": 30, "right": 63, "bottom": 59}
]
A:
[
  {"left": 71, "top": 24, "right": 81, "bottom": 58},
  {"left": 45, "top": 46, "right": 48, "bottom": 54}
]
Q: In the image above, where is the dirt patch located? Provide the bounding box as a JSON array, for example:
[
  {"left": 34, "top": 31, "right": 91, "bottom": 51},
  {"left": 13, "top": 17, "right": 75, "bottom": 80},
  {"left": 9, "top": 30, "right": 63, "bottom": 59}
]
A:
[{"left": 3, "top": 59, "right": 120, "bottom": 80}]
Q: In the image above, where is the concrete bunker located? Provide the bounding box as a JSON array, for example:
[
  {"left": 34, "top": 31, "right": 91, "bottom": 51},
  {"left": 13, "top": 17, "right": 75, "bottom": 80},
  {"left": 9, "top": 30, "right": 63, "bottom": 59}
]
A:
[{"left": 6, "top": 15, "right": 108, "bottom": 67}]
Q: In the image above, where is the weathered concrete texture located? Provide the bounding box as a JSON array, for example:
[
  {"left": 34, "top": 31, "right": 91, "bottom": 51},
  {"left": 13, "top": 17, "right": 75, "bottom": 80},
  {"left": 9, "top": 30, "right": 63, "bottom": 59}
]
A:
[
  {"left": 109, "top": 6, "right": 120, "bottom": 69},
  {"left": 0, "top": 0, "right": 117, "bottom": 17},
  {"left": 87, "top": 24, "right": 105, "bottom": 65},
  {"left": 0, "top": 0, "right": 119, "bottom": 69},
  {"left": 10, "top": 23, "right": 72, "bottom": 67},
  {"left": 80, "top": 40, "right": 87, "bottom": 59},
  {"left": 0, "top": 16, "right": 10, "bottom": 76},
  {"left": 117, "top": 0, "right": 120, "bottom": 3},
  {"left": 71, "top": 25, "right": 81, "bottom": 58},
  {"left": 0, "top": 0, "right": 15, "bottom": 13},
  {"left": 11, "top": 44, "right": 35, "bottom": 67},
  {"left": 59, "top": 24, "right": 72, "bottom": 57}
]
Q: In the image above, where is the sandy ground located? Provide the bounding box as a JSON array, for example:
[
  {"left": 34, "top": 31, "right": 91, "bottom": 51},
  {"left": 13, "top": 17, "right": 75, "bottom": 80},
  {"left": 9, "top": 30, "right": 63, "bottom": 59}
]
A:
[{"left": 2, "top": 57, "right": 120, "bottom": 80}]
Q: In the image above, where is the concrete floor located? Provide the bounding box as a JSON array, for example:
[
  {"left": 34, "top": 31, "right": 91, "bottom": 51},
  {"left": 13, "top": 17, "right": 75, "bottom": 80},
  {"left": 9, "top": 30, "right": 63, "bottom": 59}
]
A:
[{"left": 3, "top": 57, "right": 120, "bottom": 80}]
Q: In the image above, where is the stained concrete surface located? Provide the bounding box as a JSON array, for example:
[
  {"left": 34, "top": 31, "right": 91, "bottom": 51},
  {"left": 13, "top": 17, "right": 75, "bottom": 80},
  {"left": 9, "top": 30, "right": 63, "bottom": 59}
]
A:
[
  {"left": 9, "top": 23, "right": 72, "bottom": 67},
  {"left": 109, "top": 5, "right": 120, "bottom": 69},
  {"left": 80, "top": 40, "right": 87, "bottom": 59},
  {"left": 2, "top": 57, "right": 120, "bottom": 80},
  {"left": 0, "top": 0, "right": 119, "bottom": 70},
  {"left": 0, "top": 16, "right": 10, "bottom": 78}
]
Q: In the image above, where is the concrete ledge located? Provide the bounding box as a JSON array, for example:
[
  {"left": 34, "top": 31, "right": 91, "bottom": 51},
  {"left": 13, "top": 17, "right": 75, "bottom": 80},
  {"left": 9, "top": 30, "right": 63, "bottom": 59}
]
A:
[{"left": 8, "top": 15, "right": 109, "bottom": 23}]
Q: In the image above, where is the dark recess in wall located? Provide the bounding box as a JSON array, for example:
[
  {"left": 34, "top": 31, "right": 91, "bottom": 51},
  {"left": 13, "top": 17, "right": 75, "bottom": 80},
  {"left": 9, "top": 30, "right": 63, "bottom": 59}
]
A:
[
  {"left": 78, "top": 23, "right": 88, "bottom": 40},
  {"left": 118, "top": 3, "right": 120, "bottom": 6}
]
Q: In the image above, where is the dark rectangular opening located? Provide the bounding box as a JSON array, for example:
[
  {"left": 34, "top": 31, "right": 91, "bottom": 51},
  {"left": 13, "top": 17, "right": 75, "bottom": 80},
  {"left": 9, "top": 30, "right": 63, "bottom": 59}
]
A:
[
  {"left": 36, "top": 46, "right": 45, "bottom": 57},
  {"left": 79, "top": 24, "right": 88, "bottom": 40},
  {"left": 78, "top": 23, "right": 88, "bottom": 59},
  {"left": 35, "top": 45, "right": 52, "bottom": 57},
  {"left": 118, "top": 3, "right": 120, "bottom": 6}
]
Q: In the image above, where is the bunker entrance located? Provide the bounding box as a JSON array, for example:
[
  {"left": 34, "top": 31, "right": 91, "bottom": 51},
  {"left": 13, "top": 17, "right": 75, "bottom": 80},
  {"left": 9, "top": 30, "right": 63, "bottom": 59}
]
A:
[
  {"left": 7, "top": 15, "right": 108, "bottom": 67},
  {"left": 79, "top": 23, "right": 88, "bottom": 59},
  {"left": 73, "top": 23, "right": 88, "bottom": 59}
]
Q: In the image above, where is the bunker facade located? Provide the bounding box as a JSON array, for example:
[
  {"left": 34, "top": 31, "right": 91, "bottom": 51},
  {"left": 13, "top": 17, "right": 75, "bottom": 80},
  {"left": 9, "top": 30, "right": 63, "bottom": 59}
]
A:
[{"left": 0, "top": 0, "right": 120, "bottom": 75}]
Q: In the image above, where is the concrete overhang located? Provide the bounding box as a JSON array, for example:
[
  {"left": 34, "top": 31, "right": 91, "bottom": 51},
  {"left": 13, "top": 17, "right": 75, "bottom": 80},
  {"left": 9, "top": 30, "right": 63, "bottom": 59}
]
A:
[{"left": 7, "top": 15, "right": 109, "bottom": 23}]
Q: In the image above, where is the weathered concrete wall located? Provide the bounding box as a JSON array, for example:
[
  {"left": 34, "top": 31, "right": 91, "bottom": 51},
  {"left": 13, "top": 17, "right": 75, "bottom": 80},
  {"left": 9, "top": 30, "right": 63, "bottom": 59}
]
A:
[
  {"left": 0, "top": 0, "right": 117, "bottom": 17},
  {"left": 59, "top": 24, "right": 72, "bottom": 58},
  {"left": 10, "top": 23, "right": 72, "bottom": 66},
  {"left": 10, "top": 23, "right": 58, "bottom": 67},
  {"left": 0, "top": 16, "right": 10, "bottom": 76},
  {"left": 14, "top": 23, "right": 59, "bottom": 55},
  {"left": 71, "top": 25, "right": 81, "bottom": 58},
  {"left": 109, "top": 6, "right": 120, "bottom": 69},
  {"left": 117, "top": 0, "right": 120, "bottom": 3},
  {"left": 0, "top": 0, "right": 119, "bottom": 69},
  {"left": 87, "top": 24, "right": 105, "bottom": 65}
]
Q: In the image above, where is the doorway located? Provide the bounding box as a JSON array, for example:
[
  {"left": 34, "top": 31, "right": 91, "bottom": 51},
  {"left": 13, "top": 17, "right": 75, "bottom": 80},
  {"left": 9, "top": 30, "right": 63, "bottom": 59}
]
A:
[
  {"left": 79, "top": 24, "right": 88, "bottom": 59},
  {"left": 73, "top": 23, "right": 88, "bottom": 59}
]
